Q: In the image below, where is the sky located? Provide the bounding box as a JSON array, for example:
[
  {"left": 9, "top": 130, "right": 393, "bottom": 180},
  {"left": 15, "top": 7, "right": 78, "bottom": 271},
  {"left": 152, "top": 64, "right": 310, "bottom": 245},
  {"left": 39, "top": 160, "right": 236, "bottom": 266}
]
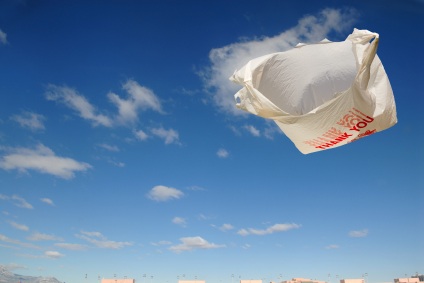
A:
[{"left": 0, "top": 0, "right": 423, "bottom": 283}]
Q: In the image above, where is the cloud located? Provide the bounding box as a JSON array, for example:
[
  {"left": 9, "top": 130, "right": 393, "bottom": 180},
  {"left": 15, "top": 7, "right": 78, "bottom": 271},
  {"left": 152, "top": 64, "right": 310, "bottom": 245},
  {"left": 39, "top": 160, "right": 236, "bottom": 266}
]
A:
[
  {"left": 217, "top": 148, "right": 229, "bottom": 158},
  {"left": 45, "top": 84, "right": 113, "bottom": 127},
  {"left": 325, "top": 244, "right": 340, "bottom": 249},
  {"left": 11, "top": 111, "right": 46, "bottom": 131},
  {"left": 108, "top": 79, "right": 163, "bottom": 124},
  {"left": 134, "top": 129, "right": 149, "bottom": 141},
  {"left": 0, "top": 194, "right": 33, "bottom": 209},
  {"left": 151, "top": 240, "right": 172, "bottom": 246},
  {"left": 0, "top": 144, "right": 91, "bottom": 179},
  {"left": 97, "top": 143, "right": 120, "bottom": 152},
  {"left": 237, "top": 223, "right": 301, "bottom": 236},
  {"left": 27, "top": 232, "right": 63, "bottom": 242},
  {"left": 219, "top": 224, "right": 234, "bottom": 231},
  {"left": 201, "top": 8, "right": 357, "bottom": 115},
  {"left": 0, "top": 234, "right": 41, "bottom": 249},
  {"left": 9, "top": 221, "right": 29, "bottom": 231},
  {"left": 172, "top": 217, "right": 187, "bottom": 227},
  {"left": 54, "top": 243, "right": 87, "bottom": 251},
  {"left": 44, "top": 251, "right": 64, "bottom": 259},
  {"left": 0, "top": 29, "right": 7, "bottom": 45},
  {"left": 147, "top": 185, "right": 184, "bottom": 202},
  {"left": 151, "top": 127, "right": 180, "bottom": 145},
  {"left": 348, "top": 229, "right": 368, "bottom": 238},
  {"left": 76, "top": 231, "right": 132, "bottom": 249},
  {"left": 243, "top": 125, "right": 260, "bottom": 137},
  {"left": 169, "top": 236, "right": 225, "bottom": 253},
  {"left": 40, "top": 198, "right": 54, "bottom": 206}
]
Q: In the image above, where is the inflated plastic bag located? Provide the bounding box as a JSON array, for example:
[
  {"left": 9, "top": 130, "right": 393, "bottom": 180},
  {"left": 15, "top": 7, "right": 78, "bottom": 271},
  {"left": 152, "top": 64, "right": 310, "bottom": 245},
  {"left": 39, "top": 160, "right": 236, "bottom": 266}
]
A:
[{"left": 230, "top": 29, "right": 397, "bottom": 154}]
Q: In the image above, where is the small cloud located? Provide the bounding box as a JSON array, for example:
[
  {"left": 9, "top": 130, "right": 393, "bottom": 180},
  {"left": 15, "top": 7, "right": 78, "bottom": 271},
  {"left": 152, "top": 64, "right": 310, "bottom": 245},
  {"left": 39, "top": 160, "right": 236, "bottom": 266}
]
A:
[
  {"left": 0, "top": 234, "right": 41, "bottom": 249},
  {"left": 151, "top": 240, "right": 172, "bottom": 246},
  {"left": 169, "top": 236, "right": 225, "bottom": 253},
  {"left": 0, "top": 28, "right": 7, "bottom": 45},
  {"left": 244, "top": 125, "right": 260, "bottom": 137},
  {"left": 242, "top": 243, "right": 251, "bottom": 249},
  {"left": 348, "top": 229, "right": 368, "bottom": 238},
  {"left": 44, "top": 250, "right": 64, "bottom": 259},
  {"left": 151, "top": 127, "right": 180, "bottom": 145},
  {"left": 0, "top": 144, "right": 91, "bottom": 179},
  {"left": 0, "top": 194, "right": 33, "bottom": 209},
  {"left": 27, "top": 232, "right": 63, "bottom": 242},
  {"left": 237, "top": 223, "right": 301, "bottom": 236},
  {"left": 97, "top": 143, "right": 120, "bottom": 152},
  {"left": 9, "top": 221, "right": 29, "bottom": 231},
  {"left": 40, "top": 198, "right": 54, "bottom": 206},
  {"left": 11, "top": 111, "right": 46, "bottom": 131},
  {"left": 325, "top": 244, "right": 340, "bottom": 249},
  {"left": 146, "top": 185, "right": 184, "bottom": 202},
  {"left": 186, "top": 185, "right": 206, "bottom": 191},
  {"left": 172, "top": 217, "right": 187, "bottom": 227},
  {"left": 76, "top": 231, "right": 132, "bottom": 249},
  {"left": 219, "top": 224, "right": 234, "bottom": 231},
  {"left": 217, "top": 148, "right": 229, "bottom": 158},
  {"left": 54, "top": 243, "right": 87, "bottom": 251},
  {"left": 134, "top": 129, "right": 149, "bottom": 141}
]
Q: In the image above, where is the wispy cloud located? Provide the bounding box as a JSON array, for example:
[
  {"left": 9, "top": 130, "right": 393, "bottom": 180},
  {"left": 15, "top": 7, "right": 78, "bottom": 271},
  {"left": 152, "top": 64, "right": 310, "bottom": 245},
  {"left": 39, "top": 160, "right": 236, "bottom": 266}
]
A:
[
  {"left": 243, "top": 125, "right": 260, "bottom": 137},
  {"left": 0, "top": 144, "right": 91, "bottom": 179},
  {"left": 146, "top": 185, "right": 184, "bottom": 202},
  {"left": 134, "top": 129, "right": 149, "bottom": 141},
  {"left": 44, "top": 250, "right": 64, "bottom": 259},
  {"left": 201, "top": 8, "right": 357, "bottom": 115},
  {"left": 219, "top": 224, "right": 234, "bottom": 231},
  {"left": 45, "top": 84, "right": 113, "bottom": 127},
  {"left": 40, "top": 198, "right": 55, "bottom": 206},
  {"left": 172, "top": 217, "right": 187, "bottom": 227},
  {"left": 0, "top": 28, "right": 7, "bottom": 45},
  {"left": 27, "top": 232, "right": 63, "bottom": 242},
  {"left": 54, "top": 243, "right": 87, "bottom": 251},
  {"left": 97, "top": 143, "right": 120, "bottom": 152},
  {"left": 237, "top": 223, "right": 301, "bottom": 236},
  {"left": 0, "top": 234, "right": 41, "bottom": 249},
  {"left": 151, "top": 240, "right": 172, "bottom": 246},
  {"left": 76, "top": 231, "right": 132, "bottom": 249},
  {"left": 0, "top": 194, "right": 33, "bottom": 209},
  {"left": 9, "top": 221, "right": 29, "bottom": 231},
  {"left": 325, "top": 244, "right": 340, "bottom": 249},
  {"left": 169, "top": 236, "right": 225, "bottom": 253},
  {"left": 151, "top": 127, "right": 180, "bottom": 145},
  {"left": 11, "top": 111, "right": 46, "bottom": 131},
  {"left": 217, "top": 148, "right": 229, "bottom": 158},
  {"left": 348, "top": 229, "right": 368, "bottom": 238}
]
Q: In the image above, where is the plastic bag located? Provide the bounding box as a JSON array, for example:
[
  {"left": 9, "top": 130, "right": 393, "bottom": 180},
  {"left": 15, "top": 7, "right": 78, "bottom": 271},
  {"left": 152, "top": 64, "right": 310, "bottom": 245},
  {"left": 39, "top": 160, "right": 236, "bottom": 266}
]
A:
[{"left": 230, "top": 29, "right": 397, "bottom": 154}]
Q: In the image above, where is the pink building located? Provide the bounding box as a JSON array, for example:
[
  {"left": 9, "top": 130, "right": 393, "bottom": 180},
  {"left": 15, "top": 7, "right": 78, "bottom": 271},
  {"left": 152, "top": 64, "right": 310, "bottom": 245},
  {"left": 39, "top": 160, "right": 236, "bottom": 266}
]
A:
[
  {"left": 283, "top": 278, "right": 326, "bottom": 283},
  {"left": 341, "top": 279, "right": 364, "bottom": 283},
  {"left": 102, "top": 279, "right": 135, "bottom": 283},
  {"left": 394, "top": 278, "right": 420, "bottom": 283}
]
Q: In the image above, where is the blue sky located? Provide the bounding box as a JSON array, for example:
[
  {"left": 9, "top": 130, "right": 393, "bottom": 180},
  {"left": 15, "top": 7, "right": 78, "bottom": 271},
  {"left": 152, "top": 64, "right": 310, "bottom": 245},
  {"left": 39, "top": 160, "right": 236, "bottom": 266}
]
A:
[{"left": 0, "top": 0, "right": 423, "bottom": 283}]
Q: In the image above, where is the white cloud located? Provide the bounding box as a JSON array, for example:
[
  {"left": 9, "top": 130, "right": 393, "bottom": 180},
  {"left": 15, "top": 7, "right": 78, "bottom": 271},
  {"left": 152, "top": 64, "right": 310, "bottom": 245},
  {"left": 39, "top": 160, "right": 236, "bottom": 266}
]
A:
[
  {"left": 45, "top": 84, "right": 113, "bottom": 127},
  {"left": 219, "top": 223, "right": 234, "bottom": 231},
  {"left": 201, "top": 8, "right": 357, "bottom": 115},
  {"left": 0, "top": 144, "right": 91, "bottom": 179},
  {"left": 27, "top": 232, "right": 63, "bottom": 242},
  {"left": 348, "top": 229, "right": 368, "bottom": 238},
  {"left": 11, "top": 111, "right": 46, "bottom": 131},
  {"left": 0, "top": 234, "right": 41, "bottom": 249},
  {"left": 9, "top": 221, "right": 29, "bottom": 231},
  {"left": 217, "top": 148, "right": 229, "bottom": 158},
  {"left": 325, "top": 244, "right": 340, "bottom": 249},
  {"left": 244, "top": 125, "right": 260, "bottom": 137},
  {"left": 0, "top": 194, "right": 33, "bottom": 209},
  {"left": 134, "top": 129, "right": 149, "bottom": 141},
  {"left": 151, "top": 127, "right": 180, "bottom": 145},
  {"left": 97, "top": 143, "right": 120, "bottom": 152},
  {"left": 54, "top": 243, "right": 87, "bottom": 251},
  {"left": 0, "top": 29, "right": 7, "bottom": 45},
  {"left": 172, "top": 217, "right": 187, "bottom": 227},
  {"left": 40, "top": 198, "right": 54, "bottom": 206},
  {"left": 237, "top": 223, "right": 301, "bottom": 236},
  {"left": 147, "top": 185, "right": 184, "bottom": 202},
  {"left": 108, "top": 79, "right": 163, "bottom": 124},
  {"left": 169, "top": 236, "right": 225, "bottom": 253},
  {"left": 151, "top": 240, "right": 172, "bottom": 246},
  {"left": 76, "top": 231, "right": 132, "bottom": 249},
  {"left": 44, "top": 251, "right": 64, "bottom": 259}
]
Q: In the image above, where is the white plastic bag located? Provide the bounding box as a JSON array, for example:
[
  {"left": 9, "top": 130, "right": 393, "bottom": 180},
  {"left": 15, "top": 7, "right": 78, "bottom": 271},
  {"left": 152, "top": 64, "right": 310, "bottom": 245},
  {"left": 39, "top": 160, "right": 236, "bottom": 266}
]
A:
[{"left": 230, "top": 29, "right": 397, "bottom": 154}]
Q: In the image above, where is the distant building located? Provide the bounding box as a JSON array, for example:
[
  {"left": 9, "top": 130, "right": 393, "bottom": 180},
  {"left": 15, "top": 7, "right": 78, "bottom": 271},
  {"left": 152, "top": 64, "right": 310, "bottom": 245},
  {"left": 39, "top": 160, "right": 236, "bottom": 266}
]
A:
[
  {"left": 179, "top": 279, "right": 206, "bottom": 283},
  {"left": 341, "top": 279, "right": 364, "bottom": 283},
  {"left": 394, "top": 278, "right": 420, "bottom": 283},
  {"left": 102, "top": 279, "right": 135, "bottom": 283},
  {"left": 240, "top": 279, "right": 262, "bottom": 283},
  {"left": 282, "top": 278, "right": 326, "bottom": 283}
]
